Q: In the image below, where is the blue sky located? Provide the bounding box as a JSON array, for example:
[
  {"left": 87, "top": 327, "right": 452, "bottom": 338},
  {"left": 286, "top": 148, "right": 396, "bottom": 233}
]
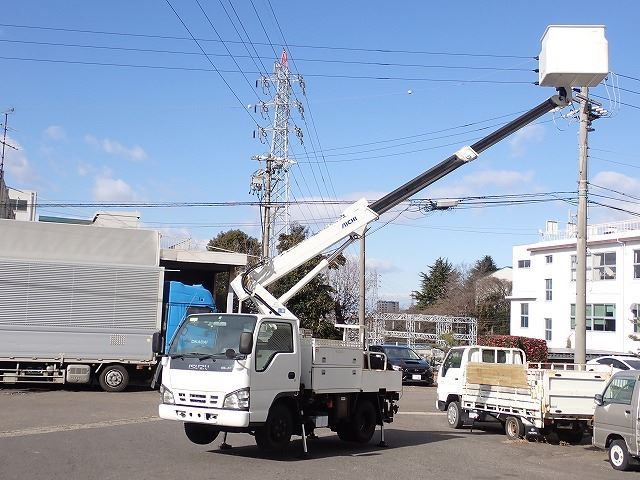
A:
[{"left": 2, "top": 1, "right": 639, "bottom": 305}]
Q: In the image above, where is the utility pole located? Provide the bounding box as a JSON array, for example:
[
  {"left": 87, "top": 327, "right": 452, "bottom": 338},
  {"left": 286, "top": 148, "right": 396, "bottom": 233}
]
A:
[
  {"left": 574, "top": 86, "right": 590, "bottom": 365},
  {"left": 359, "top": 234, "right": 366, "bottom": 347},
  {"left": 0, "top": 107, "right": 17, "bottom": 182},
  {"left": 250, "top": 50, "right": 305, "bottom": 258}
]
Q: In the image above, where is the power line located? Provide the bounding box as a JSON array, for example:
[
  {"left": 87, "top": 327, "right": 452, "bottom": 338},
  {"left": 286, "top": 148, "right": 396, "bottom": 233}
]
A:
[
  {"left": 616, "top": 73, "right": 640, "bottom": 83},
  {"left": 0, "top": 23, "right": 534, "bottom": 58},
  {"left": 591, "top": 93, "right": 640, "bottom": 111},
  {"left": 0, "top": 38, "right": 535, "bottom": 72},
  {"left": 590, "top": 155, "right": 640, "bottom": 170},
  {"left": 0, "top": 56, "right": 534, "bottom": 84},
  {"left": 589, "top": 200, "right": 640, "bottom": 217},
  {"left": 589, "top": 183, "right": 640, "bottom": 202}
]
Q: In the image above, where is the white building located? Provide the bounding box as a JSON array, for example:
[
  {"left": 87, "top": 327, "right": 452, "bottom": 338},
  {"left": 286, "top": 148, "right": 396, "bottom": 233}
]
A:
[
  {"left": 377, "top": 300, "right": 400, "bottom": 313},
  {"left": 7, "top": 188, "right": 37, "bottom": 221},
  {"left": 509, "top": 219, "right": 640, "bottom": 355}
]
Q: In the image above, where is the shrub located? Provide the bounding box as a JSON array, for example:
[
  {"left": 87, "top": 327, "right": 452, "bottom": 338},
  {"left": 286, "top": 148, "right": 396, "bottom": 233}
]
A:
[{"left": 477, "top": 335, "right": 548, "bottom": 362}]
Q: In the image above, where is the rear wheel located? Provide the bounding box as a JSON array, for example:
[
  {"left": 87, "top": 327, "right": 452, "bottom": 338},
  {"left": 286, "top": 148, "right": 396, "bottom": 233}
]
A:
[
  {"left": 504, "top": 416, "right": 524, "bottom": 440},
  {"left": 609, "top": 439, "right": 631, "bottom": 471},
  {"left": 184, "top": 423, "right": 220, "bottom": 445},
  {"left": 446, "top": 401, "right": 464, "bottom": 429},
  {"left": 349, "top": 400, "right": 377, "bottom": 443},
  {"left": 336, "top": 422, "right": 355, "bottom": 442},
  {"left": 255, "top": 403, "right": 294, "bottom": 452},
  {"left": 98, "top": 365, "right": 129, "bottom": 392}
]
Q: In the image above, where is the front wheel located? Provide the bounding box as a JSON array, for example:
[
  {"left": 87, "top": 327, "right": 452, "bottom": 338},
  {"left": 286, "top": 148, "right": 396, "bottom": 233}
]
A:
[
  {"left": 184, "top": 423, "right": 220, "bottom": 445},
  {"left": 98, "top": 365, "right": 129, "bottom": 392},
  {"left": 446, "top": 401, "right": 464, "bottom": 429},
  {"left": 255, "top": 403, "right": 294, "bottom": 452},
  {"left": 609, "top": 439, "right": 631, "bottom": 471}
]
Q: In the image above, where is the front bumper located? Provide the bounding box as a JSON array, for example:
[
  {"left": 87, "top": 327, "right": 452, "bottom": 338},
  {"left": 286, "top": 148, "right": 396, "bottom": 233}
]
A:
[
  {"left": 401, "top": 371, "right": 433, "bottom": 384},
  {"left": 159, "top": 404, "right": 250, "bottom": 428}
]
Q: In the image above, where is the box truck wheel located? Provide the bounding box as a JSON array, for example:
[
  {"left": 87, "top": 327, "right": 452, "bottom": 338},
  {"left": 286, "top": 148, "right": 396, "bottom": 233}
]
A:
[
  {"left": 184, "top": 423, "right": 220, "bottom": 445},
  {"left": 98, "top": 365, "right": 129, "bottom": 392},
  {"left": 446, "top": 401, "right": 464, "bottom": 429},
  {"left": 504, "top": 416, "right": 524, "bottom": 440},
  {"left": 255, "top": 403, "right": 293, "bottom": 452},
  {"left": 609, "top": 439, "right": 631, "bottom": 471},
  {"left": 349, "top": 399, "right": 377, "bottom": 443}
]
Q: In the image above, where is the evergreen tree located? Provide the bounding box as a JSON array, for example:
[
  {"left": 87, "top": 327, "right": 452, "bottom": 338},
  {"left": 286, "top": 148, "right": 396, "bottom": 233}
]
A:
[{"left": 411, "top": 257, "right": 454, "bottom": 310}]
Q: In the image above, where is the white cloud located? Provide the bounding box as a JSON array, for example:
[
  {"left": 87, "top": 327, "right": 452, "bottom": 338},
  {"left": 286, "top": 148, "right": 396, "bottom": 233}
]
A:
[
  {"left": 85, "top": 134, "right": 148, "bottom": 162},
  {"left": 92, "top": 171, "right": 139, "bottom": 201},
  {"left": 426, "top": 169, "right": 535, "bottom": 199},
  {"left": 2, "top": 136, "right": 37, "bottom": 183},
  {"left": 43, "top": 125, "right": 66, "bottom": 141},
  {"left": 365, "top": 257, "right": 398, "bottom": 274},
  {"left": 591, "top": 171, "right": 640, "bottom": 220},
  {"left": 509, "top": 124, "right": 545, "bottom": 157},
  {"left": 77, "top": 162, "right": 93, "bottom": 177}
]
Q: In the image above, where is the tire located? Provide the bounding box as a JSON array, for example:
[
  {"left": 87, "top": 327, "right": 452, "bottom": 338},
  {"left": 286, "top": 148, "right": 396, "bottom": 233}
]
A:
[
  {"left": 336, "top": 422, "right": 355, "bottom": 442},
  {"left": 609, "top": 439, "right": 631, "bottom": 471},
  {"left": 349, "top": 400, "right": 377, "bottom": 444},
  {"left": 446, "top": 401, "right": 464, "bottom": 429},
  {"left": 184, "top": 422, "right": 220, "bottom": 445},
  {"left": 504, "top": 416, "right": 524, "bottom": 440},
  {"left": 98, "top": 365, "right": 129, "bottom": 392},
  {"left": 255, "top": 403, "right": 294, "bottom": 452}
]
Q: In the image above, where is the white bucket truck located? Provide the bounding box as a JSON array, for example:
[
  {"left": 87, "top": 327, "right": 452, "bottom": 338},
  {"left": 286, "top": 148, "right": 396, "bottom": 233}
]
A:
[{"left": 157, "top": 25, "right": 609, "bottom": 455}]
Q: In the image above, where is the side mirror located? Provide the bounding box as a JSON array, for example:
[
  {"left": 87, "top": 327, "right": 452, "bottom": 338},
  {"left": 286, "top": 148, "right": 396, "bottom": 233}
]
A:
[
  {"left": 594, "top": 393, "right": 604, "bottom": 406},
  {"left": 239, "top": 332, "right": 253, "bottom": 355},
  {"left": 152, "top": 331, "right": 163, "bottom": 355}
]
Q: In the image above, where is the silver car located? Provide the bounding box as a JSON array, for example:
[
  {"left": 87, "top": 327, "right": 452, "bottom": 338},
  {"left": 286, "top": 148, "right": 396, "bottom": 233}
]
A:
[{"left": 593, "top": 370, "right": 640, "bottom": 471}]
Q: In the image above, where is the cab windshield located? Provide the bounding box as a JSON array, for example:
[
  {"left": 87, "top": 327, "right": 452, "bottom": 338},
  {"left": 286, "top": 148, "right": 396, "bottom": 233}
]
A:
[{"left": 168, "top": 314, "right": 257, "bottom": 357}]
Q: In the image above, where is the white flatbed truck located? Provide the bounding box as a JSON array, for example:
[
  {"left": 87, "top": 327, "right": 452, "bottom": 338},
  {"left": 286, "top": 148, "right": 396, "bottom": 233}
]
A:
[{"left": 438, "top": 346, "right": 611, "bottom": 442}]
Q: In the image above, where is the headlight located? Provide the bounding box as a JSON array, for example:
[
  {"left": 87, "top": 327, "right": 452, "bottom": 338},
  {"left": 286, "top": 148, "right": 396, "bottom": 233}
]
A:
[
  {"left": 391, "top": 364, "right": 403, "bottom": 371},
  {"left": 223, "top": 388, "right": 250, "bottom": 410},
  {"left": 159, "top": 385, "right": 175, "bottom": 405}
]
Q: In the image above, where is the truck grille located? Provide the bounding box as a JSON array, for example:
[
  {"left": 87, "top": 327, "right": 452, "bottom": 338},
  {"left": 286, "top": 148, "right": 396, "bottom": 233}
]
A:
[{"left": 176, "top": 391, "right": 220, "bottom": 407}]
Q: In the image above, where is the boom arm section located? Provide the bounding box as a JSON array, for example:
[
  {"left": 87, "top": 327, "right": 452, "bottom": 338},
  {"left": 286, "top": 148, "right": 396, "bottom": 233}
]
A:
[{"left": 232, "top": 89, "right": 571, "bottom": 317}]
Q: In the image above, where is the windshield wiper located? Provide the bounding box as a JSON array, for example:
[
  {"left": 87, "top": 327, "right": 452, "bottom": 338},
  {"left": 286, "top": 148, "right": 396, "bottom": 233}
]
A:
[
  {"left": 169, "top": 352, "right": 201, "bottom": 359},
  {"left": 197, "top": 354, "right": 219, "bottom": 361}
]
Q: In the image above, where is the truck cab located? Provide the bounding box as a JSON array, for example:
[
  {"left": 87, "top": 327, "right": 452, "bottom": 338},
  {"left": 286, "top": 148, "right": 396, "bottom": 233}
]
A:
[
  {"left": 593, "top": 370, "right": 640, "bottom": 471},
  {"left": 436, "top": 346, "right": 525, "bottom": 412}
]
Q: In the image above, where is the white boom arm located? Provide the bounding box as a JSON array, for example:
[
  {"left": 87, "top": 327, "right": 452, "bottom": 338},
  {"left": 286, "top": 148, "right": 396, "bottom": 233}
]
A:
[
  {"left": 230, "top": 198, "right": 378, "bottom": 315},
  {"left": 231, "top": 89, "right": 571, "bottom": 318}
]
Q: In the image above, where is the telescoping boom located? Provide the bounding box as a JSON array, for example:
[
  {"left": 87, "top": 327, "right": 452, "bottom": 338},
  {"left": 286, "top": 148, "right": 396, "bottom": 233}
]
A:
[{"left": 230, "top": 88, "right": 572, "bottom": 316}]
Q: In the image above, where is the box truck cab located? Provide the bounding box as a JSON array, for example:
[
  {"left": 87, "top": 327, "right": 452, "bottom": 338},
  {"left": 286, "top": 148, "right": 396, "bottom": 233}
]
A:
[{"left": 593, "top": 370, "right": 640, "bottom": 471}]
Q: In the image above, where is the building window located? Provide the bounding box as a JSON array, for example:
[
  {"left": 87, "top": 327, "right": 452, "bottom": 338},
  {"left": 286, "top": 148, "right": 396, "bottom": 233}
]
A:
[
  {"left": 571, "top": 303, "right": 616, "bottom": 331},
  {"left": 545, "top": 318, "right": 552, "bottom": 341},
  {"left": 545, "top": 255, "right": 553, "bottom": 264},
  {"left": 520, "top": 303, "right": 529, "bottom": 328},
  {"left": 570, "top": 254, "right": 591, "bottom": 282},
  {"left": 633, "top": 303, "right": 639, "bottom": 334},
  {"left": 593, "top": 252, "right": 616, "bottom": 280},
  {"left": 518, "top": 259, "right": 531, "bottom": 269},
  {"left": 634, "top": 250, "right": 640, "bottom": 279},
  {"left": 545, "top": 279, "right": 552, "bottom": 301}
]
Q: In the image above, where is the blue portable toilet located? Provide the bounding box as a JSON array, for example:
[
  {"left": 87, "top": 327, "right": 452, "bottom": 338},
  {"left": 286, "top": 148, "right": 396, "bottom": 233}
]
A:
[{"left": 163, "top": 281, "right": 216, "bottom": 352}]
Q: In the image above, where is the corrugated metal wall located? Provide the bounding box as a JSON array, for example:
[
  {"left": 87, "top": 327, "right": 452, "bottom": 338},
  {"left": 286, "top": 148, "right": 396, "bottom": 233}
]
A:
[{"left": 0, "top": 259, "right": 162, "bottom": 330}]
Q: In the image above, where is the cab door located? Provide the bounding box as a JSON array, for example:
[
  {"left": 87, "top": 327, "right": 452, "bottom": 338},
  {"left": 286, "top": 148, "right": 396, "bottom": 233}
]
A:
[
  {"left": 249, "top": 319, "right": 300, "bottom": 423},
  {"left": 596, "top": 375, "right": 637, "bottom": 451},
  {"left": 437, "top": 348, "right": 464, "bottom": 404}
]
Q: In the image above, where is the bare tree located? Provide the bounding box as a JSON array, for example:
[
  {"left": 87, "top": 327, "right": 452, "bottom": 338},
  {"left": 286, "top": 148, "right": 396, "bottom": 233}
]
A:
[{"left": 326, "top": 256, "right": 378, "bottom": 325}]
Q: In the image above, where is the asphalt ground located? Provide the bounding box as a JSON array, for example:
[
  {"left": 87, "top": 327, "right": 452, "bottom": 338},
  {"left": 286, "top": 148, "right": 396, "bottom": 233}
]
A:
[{"left": 0, "top": 384, "right": 629, "bottom": 480}]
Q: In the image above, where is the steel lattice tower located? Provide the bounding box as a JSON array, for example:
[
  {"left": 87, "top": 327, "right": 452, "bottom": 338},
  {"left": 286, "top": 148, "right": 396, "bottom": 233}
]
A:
[{"left": 250, "top": 50, "right": 305, "bottom": 258}]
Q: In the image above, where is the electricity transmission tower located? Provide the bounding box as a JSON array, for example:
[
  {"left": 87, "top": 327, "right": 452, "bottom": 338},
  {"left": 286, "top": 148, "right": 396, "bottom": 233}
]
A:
[{"left": 250, "top": 50, "right": 305, "bottom": 258}]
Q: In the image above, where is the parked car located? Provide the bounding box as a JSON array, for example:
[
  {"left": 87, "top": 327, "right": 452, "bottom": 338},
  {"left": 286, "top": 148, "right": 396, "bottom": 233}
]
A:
[
  {"left": 593, "top": 370, "right": 640, "bottom": 471},
  {"left": 368, "top": 345, "right": 433, "bottom": 385},
  {"left": 587, "top": 355, "right": 640, "bottom": 372}
]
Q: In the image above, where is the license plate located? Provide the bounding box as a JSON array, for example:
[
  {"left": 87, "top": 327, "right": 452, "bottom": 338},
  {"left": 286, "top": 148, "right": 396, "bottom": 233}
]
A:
[{"left": 412, "top": 374, "right": 422, "bottom": 380}]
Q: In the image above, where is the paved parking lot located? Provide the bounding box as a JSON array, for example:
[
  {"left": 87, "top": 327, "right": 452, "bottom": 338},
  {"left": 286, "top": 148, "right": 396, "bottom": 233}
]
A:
[{"left": 0, "top": 385, "right": 628, "bottom": 479}]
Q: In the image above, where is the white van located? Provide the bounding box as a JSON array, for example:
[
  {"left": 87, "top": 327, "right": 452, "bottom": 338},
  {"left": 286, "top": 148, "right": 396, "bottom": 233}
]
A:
[{"left": 435, "top": 346, "right": 524, "bottom": 412}]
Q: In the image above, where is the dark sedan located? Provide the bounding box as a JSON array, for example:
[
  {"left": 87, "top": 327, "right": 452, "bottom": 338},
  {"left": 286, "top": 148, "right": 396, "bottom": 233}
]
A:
[{"left": 368, "top": 345, "right": 433, "bottom": 385}]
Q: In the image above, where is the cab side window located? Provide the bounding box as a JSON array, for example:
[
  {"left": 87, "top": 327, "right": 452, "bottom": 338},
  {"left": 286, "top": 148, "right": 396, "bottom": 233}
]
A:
[
  {"left": 442, "top": 349, "right": 463, "bottom": 376},
  {"left": 603, "top": 378, "right": 636, "bottom": 405},
  {"left": 482, "top": 350, "right": 495, "bottom": 363},
  {"left": 255, "top": 322, "right": 294, "bottom": 372}
]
